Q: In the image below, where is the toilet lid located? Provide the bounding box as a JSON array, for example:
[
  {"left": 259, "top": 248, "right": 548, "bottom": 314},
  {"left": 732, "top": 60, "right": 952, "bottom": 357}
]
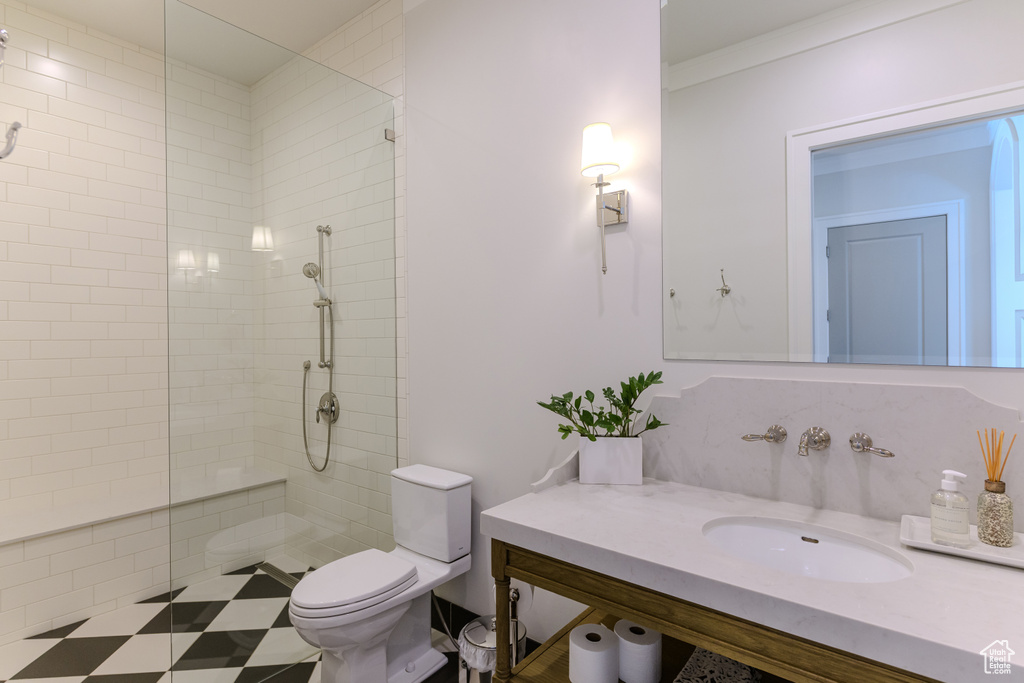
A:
[{"left": 290, "top": 549, "right": 418, "bottom": 611}]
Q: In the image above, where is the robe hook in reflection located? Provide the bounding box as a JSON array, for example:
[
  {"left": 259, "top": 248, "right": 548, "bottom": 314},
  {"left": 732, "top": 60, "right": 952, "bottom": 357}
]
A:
[{"left": 716, "top": 269, "right": 732, "bottom": 297}]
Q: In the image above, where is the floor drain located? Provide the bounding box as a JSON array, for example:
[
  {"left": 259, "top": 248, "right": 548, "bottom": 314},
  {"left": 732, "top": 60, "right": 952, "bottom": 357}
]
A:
[{"left": 257, "top": 561, "right": 300, "bottom": 589}]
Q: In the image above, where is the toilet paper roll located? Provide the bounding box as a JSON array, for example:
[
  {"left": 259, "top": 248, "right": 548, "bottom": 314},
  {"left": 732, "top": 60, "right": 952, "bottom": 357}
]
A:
[
  {"left": 614, "top": 618, "right": 662, "bottom": 683},
  {"left": 568, "top": 623, "right": 619, "bottom": 683}
]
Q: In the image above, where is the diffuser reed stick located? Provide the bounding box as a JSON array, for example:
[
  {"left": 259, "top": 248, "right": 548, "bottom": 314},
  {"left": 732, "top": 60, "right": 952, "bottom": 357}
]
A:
[{"left": 978, "top": 428, "right": 1014, "bottom": 482}]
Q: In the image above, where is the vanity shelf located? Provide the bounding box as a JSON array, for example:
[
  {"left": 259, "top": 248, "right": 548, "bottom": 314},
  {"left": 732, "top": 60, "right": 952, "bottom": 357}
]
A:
[
  {"left": 507, "top": 607, "right": 696, "bottom": 682},
  {"left": 491, "top": 539, "right": 936, "bottom": 683}
]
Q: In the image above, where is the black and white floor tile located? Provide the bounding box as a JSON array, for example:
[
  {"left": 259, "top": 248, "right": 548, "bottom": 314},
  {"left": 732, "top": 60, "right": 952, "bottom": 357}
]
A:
[{"left": 0, "top": 558, "right": 462, "bottom": 683}]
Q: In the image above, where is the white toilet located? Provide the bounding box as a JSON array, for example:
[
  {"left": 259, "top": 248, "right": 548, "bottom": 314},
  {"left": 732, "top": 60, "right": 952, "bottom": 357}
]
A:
[{"left": 289, "top": 465, "right": 473, "bottom": 683}]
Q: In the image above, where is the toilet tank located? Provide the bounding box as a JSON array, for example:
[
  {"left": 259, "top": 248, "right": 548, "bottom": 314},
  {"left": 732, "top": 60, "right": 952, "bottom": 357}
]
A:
[{"left": 391, "top": 465, "right": 472, "bottom": 562}]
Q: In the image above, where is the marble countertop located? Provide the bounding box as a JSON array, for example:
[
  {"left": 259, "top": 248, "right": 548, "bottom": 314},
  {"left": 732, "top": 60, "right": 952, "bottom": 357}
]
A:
[{"left": 480, "top": 479, "right": 1024, "bottom": 682}]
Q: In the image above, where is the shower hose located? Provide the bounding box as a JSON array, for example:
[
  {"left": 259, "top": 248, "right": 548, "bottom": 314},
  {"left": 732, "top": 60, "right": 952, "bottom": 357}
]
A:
[{"left": 301, "top": 302, "right": 334, "bottom": 472}]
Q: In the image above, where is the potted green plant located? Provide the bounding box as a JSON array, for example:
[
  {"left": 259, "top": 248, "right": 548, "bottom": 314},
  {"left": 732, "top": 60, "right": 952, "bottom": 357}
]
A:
[{"left": 538, "top": 371, "right": 666, "bottom": 485}]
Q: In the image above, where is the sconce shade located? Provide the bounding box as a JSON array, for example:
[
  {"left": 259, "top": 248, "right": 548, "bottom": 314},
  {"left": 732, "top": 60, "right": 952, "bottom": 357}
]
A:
[
  {"left": 581, "top": 122, "right": 620, "bottom": 178},
  {"left": 251, "top": 226, "right": 274, "bottom": 251},
  {"left": 206, "top": 252, "right": 220, "bottom": 272},
  {"left": 176, "top": 249, "right": 196, "bottom": 270}
]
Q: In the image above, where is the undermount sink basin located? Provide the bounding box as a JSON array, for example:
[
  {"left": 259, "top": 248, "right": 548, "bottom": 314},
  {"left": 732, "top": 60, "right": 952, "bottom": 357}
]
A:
[{"left": 702, "top": 516, "right": 913, "bottom": 583}]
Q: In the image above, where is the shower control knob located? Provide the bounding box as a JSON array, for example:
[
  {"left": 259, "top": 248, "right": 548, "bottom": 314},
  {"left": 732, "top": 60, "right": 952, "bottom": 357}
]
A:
[{"left": 317, "top": 392, "right": 339, "bottom": 424}]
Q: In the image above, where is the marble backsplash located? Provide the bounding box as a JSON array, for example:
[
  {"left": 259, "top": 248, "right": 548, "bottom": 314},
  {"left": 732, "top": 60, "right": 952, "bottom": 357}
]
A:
[{"left": 642, "top": 377, "right": 1023, "bottom": 530}]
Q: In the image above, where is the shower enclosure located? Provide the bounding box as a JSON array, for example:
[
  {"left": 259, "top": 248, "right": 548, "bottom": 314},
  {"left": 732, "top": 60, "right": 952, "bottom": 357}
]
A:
[
  {"left": 0, "top": 0, "right": 397, "bottom": 676},
  {"left": 166, "top": 0, "right": 398, "bottom": 670}
]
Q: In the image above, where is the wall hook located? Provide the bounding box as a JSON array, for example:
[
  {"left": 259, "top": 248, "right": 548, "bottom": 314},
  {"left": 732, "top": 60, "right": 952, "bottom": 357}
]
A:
[
  {"left": 716, "top": 269, "right": 731, "bottom": 297},
  {"left": 0, "top": 121, "right": 21, "bottom": 160}
]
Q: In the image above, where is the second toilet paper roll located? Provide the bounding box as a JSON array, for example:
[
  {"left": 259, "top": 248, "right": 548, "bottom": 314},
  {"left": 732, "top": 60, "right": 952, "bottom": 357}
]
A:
[
  {"left": 568, "top": 623, "right": 619, "bottom": 683},
  {"left": 614, "top": 618, "right": 662, "bottom": 683}
]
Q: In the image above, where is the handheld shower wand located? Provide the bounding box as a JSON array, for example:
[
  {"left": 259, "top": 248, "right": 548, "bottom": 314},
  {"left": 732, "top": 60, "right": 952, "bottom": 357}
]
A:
[{"left": 302, "top": 262, "right": 330, "bottom": 301}]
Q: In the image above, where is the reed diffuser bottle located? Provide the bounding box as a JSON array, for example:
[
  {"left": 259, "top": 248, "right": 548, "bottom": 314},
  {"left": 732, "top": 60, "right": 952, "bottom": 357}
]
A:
[{"left": 978, "top": 428, "right": 1014, "bottom": 547}]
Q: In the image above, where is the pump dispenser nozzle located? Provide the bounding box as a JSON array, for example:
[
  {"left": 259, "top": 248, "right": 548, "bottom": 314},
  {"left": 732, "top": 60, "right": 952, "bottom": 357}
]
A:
[{"left": 941, "top": 469, "right": 967, "bottom": 491}]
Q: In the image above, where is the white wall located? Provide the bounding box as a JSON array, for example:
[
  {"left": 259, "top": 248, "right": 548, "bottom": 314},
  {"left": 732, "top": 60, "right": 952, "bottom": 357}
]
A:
[
  {"left": 404, "top": 0, "right": 664, "bottom": 637},
  {"left": 405, "top": 0, "right": 1024, "bottom": 641}
]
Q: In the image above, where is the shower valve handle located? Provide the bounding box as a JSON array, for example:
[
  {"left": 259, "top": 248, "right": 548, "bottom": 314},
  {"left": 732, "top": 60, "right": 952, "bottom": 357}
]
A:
[{"left": 317, "top": 392, "right": 339, "bottom": 424}]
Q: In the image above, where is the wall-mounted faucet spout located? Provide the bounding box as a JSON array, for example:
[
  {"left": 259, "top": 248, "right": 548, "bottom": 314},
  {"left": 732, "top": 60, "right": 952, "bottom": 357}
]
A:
[{"left": 798, "top": 427, "right": 831, "bottom": 456}]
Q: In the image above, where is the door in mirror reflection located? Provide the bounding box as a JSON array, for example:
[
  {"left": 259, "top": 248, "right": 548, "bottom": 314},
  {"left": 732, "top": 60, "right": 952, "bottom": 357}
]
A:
[
  {"left": 811, "top": 113, "right": 1024, "bottom": 366},
  {"left": 825, "top": 217, "right": 947, "bottom": 365}
]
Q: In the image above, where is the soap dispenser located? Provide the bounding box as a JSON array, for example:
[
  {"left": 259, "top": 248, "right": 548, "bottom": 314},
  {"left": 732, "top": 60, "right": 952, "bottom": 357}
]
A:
[{"left": 931, "top": 469, "right": 970, "bottom": 548}]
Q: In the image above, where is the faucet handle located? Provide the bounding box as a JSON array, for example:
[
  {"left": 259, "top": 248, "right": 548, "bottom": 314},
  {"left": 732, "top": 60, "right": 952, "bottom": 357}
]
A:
[
  {"left": 849, "top": 432, "right": 895, "bottom": 458},
  {"left": 741, "top": 425, "right": 787, "bottom": 443}
]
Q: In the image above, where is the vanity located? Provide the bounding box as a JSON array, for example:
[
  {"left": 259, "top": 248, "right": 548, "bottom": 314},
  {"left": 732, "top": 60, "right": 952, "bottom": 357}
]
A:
[{"left": 481, "top": 477, "right": 1024, "bottom": 683}]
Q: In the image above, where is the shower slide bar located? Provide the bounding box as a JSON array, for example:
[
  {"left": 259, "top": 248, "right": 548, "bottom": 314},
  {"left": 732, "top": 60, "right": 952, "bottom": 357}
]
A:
[
  {"left": 0, "top": 28, "right": 23, "bottom": 161},
  {"left": 301, "top": 225, "right": 338, "bottom": 473}
]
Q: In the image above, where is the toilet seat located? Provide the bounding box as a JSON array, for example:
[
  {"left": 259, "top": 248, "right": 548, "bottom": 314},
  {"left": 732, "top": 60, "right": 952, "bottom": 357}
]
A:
[{"left": 289, "top": 548, "right": 418, "bottom": 618}]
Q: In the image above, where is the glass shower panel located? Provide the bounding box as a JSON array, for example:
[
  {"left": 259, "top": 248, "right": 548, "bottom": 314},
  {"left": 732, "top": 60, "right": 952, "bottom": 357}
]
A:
[{"left": 165, "top": 0, "right": 396, "bottom": 674}]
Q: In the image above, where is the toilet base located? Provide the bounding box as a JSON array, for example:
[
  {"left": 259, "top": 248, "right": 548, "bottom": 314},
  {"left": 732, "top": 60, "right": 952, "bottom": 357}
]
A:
[
  {"left": 319, "top": 642, "right": 447, "bottom": 683},
  {"left": 385, "top": 646, "right": 448, "bottom": 683}
]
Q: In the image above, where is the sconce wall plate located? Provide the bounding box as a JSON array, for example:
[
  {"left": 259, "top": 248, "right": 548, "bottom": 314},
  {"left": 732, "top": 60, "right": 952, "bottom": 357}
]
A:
[{"left": 596, "top": 189, "right": 628, "bottom": 227}]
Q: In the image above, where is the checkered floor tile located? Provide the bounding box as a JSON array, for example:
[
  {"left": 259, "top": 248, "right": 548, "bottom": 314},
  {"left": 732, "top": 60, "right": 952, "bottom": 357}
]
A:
[{"left": 0, "top": 558, "right": 462, "bottom": 683}]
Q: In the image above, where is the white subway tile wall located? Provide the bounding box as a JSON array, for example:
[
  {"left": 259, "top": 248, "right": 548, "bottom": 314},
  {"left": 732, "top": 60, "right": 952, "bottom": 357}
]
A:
[
  {"left": 165, "top": 55, "right": 257, "bottom": 485},
  {"left": 0, "top": 0, "right": 169, "bottom": 518},
  {"left": 0, "top": 0, "right": 405, "bottom": 643},
  {"left": 248, "top": 36, "right": 398, "bottom": 569},
  {"left": 305, "top": 0, "right": 407, "bottom": 476}
]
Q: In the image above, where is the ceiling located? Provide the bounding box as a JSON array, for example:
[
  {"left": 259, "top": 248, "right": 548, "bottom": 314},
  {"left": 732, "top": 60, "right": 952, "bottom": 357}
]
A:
[
  {"left": 18, "top": 0, "right": 380, "bottom": 84},
  {"left": 662, "top": 0, "right": 866, "bottom": 67}
]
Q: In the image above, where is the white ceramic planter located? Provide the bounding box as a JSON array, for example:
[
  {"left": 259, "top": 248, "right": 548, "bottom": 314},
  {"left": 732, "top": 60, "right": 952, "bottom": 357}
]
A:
[{"left": 578, "top": 436, "right": 643, "bottom": 485}]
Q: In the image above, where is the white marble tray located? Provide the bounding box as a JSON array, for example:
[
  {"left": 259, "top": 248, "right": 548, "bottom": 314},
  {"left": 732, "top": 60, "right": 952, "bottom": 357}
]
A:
[{"left": 900, "top": 515, "right": 1024, "bottom": 569}]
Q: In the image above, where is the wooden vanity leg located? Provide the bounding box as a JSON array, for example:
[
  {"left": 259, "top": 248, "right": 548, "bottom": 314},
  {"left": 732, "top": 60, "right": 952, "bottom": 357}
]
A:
[{"left": 492, "top": 539, "right": 512, "bottom": 682}]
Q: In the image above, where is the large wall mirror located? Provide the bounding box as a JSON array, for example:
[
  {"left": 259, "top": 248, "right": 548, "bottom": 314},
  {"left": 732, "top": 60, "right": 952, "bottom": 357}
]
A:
[{"left": 662, "top": 0, "right": 1024, "bottom": 367}]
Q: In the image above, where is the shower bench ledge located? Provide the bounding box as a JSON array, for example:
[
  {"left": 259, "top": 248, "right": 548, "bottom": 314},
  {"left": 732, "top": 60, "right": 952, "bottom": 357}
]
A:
[{"left": 0, "top": 468, "right": 285, "bottom": 547}]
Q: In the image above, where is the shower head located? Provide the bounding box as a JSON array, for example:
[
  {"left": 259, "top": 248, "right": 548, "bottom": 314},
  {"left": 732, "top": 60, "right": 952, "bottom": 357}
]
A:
[{"left": 302, "top": 262, "right": 329, "bottom": 300}]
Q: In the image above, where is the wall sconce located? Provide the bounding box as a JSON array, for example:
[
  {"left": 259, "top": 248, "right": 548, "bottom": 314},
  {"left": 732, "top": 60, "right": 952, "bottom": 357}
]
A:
[
  {"left": 581, "top": 122, "right": 628, "bottom": 274},
  {"left": 206, "top": 252, "right": 220, "bottom": 273},
  {"left": 176, "top": 249, "right": 196, "bottom": 270},
  {"left": 251, "top": 225, "right": 274, "bottom": 252}
]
